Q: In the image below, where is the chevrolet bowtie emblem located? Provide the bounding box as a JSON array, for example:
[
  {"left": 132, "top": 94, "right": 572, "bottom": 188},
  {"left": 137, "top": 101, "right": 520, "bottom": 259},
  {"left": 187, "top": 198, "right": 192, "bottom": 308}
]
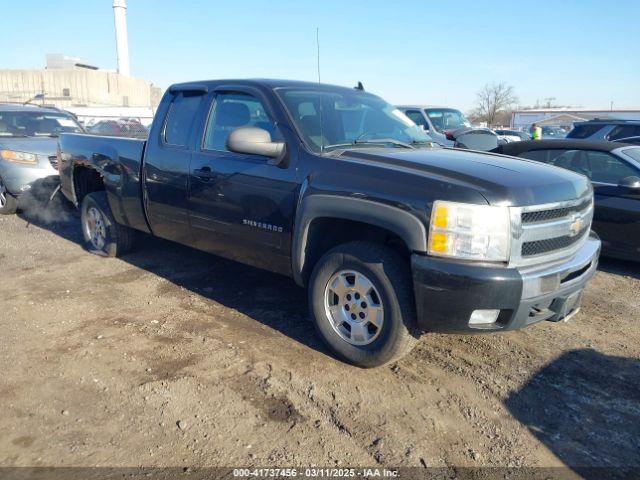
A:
[{"left": 569, "top": 214, "right": 584, "bottom": 237}]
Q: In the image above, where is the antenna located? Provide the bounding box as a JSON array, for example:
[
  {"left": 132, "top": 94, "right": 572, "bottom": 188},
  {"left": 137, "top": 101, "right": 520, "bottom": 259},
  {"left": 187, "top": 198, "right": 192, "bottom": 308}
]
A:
[
  {"left": 316, "top": 27, "right": 321, "bottom": 83},
  {"left": 316, "top": 27, "right": 325, "bottom": 154}
]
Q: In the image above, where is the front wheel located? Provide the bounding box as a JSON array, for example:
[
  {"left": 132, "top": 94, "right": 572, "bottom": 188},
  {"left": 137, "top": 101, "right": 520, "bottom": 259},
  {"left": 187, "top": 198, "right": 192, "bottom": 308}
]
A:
[
  {"left": 80, "top": 191, "right": 135, "bottom": 257},
  {"left": 308, "top": 241, "right": 419, "bottom": 368},
  {"left": 0, "top": 176, "right": 18, "bottom": 215}
]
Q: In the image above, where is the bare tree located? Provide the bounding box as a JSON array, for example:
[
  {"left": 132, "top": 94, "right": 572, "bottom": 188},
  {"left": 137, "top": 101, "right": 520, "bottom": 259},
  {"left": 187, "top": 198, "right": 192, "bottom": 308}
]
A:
[{"left": 473, "top": 83, "right": 518, "bottom": 126}]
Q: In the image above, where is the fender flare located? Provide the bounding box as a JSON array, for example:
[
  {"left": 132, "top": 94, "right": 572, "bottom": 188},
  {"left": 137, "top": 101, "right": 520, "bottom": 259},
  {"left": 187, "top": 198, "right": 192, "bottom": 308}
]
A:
[{"left": 292, "top": 194, "right": 427, "bottom": 286}]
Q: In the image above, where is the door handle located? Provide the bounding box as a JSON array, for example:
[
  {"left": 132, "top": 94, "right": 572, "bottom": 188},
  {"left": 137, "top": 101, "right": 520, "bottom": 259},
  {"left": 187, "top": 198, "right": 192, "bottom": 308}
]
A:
[{"left": 193, "top": 166, "right": 217, "bottom": 181}]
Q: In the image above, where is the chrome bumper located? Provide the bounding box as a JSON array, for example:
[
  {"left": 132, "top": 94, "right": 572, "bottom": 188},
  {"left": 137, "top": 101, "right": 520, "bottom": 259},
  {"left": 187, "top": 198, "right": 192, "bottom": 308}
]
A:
[{"left": 520, "top": 234, "right": 601, "bottom": 300}]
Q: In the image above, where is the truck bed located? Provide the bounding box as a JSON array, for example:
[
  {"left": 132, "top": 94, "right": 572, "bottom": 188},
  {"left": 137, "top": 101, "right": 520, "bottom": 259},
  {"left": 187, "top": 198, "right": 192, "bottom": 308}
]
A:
[{"left": 58, "top": 133, "right": 150, "bottom": 233}]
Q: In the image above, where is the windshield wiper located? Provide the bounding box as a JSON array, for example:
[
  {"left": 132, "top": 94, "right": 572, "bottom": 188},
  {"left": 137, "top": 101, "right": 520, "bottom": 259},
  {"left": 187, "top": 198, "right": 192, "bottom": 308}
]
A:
[
  {"left": 410, "top": 139, "right": 439, "bottom": 147},
  {"left": 323, "top": 138, "right": 415, "bottom": 151},
  {"left": 354, "top": 138, "right": 415, "bottom": 149}
]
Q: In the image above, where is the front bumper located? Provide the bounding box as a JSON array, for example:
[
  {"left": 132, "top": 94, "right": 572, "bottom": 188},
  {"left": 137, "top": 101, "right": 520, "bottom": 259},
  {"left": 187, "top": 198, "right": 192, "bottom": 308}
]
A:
[{"left": 411, "top": 233, "right": 601, "bottom": 333}]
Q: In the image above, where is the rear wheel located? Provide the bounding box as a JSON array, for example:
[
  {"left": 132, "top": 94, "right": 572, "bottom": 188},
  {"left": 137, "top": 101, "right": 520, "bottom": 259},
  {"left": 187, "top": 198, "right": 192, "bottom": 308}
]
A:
[
  {"left": 0, "top": 176, "right": 18, "bottom": 215},
  {"left": 309, "top": 241, "right": 419, "bottom": 368},
  {"left": 80, "top": 191, "right": 135, "bottom": 257}
]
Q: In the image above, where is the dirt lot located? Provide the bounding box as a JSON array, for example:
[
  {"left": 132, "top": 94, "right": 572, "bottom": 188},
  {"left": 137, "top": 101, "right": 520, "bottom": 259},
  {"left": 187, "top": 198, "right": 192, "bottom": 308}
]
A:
[{"left": 1, "top": 197, "right": 639, "bottom": 475}]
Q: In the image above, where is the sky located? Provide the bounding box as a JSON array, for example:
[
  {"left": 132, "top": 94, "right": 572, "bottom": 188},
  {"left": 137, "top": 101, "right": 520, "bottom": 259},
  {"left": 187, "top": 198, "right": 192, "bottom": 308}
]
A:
[{"left": 1, "top": 0, "right": 639, "bottom": 112}]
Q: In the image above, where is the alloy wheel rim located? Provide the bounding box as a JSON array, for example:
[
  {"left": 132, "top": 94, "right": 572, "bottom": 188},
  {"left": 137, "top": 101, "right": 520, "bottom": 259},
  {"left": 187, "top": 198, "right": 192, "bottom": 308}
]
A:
[
  {"left": 85, "top": 206, "right": 107, "bottom": 250},
  {"left": 324, "top": 270, "right": 384, "bottom": 346}
]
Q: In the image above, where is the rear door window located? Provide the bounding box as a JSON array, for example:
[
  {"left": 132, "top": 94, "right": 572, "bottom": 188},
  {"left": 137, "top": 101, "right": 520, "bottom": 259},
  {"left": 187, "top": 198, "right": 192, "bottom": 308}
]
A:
[
  {"left": 566, "top": 124, "right": 605, "bottom": 139},
  {"left": 607, "top": 125, "right": 640, "bottom": 141},
  {"left": 163, "top": 93, "right": 203, "bottom": 147},
  {"left": 520, "top": 149, "right": 575, "bottom": 164}
]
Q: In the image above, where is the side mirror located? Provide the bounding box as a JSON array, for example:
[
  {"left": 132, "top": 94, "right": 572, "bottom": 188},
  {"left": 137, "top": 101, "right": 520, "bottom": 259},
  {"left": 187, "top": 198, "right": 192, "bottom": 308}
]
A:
[
  {"left": 618, "top": 176, "right": 640, "bottom": 190},
  {"left": 226, "top": 127, "right": 287, "bottom": 166}
]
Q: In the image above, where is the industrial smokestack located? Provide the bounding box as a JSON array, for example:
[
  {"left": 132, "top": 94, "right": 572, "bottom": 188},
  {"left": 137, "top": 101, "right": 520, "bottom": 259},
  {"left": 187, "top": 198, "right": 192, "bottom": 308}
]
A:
[{"left": 112, "top": 0, "right": 130, "bottom": 76}]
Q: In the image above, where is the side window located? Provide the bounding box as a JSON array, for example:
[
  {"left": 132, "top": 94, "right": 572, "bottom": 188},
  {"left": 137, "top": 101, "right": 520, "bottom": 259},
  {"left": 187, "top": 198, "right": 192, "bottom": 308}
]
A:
[
  {"left": 164, "top": 93, "right": 202, "bottom": 147},
  {"left": 203, "top": 93, "right": 277, "bottom": 152},
  {"left": 521, "top": 149, "right": 574, "bottom": 165},
  {"left": 405, "top": 110, "right": 429, "bottom": 130},
  {"left": 583, "top": 151, "right": 638, "bottom": 184},
  {"left": 566, "top": 124, "right": 604, "bottom": 139},
  {"left": 607, "top": 125, "right": 640, "bottom": 141},
  {"left": 520, "top": 150, "right": 551, "bottom": 163}
]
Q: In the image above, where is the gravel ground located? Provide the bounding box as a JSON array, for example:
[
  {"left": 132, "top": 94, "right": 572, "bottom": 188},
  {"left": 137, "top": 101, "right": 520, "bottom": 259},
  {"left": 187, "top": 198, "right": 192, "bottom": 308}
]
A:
[{"left": 1, "top": 197, "right": 639, "bottom": 475}]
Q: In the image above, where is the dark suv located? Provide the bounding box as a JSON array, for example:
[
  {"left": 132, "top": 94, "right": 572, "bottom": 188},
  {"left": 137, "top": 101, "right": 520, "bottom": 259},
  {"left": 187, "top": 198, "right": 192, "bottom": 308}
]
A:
[{"left": 566, "top": 119, "right": 640, "bottom": 141}]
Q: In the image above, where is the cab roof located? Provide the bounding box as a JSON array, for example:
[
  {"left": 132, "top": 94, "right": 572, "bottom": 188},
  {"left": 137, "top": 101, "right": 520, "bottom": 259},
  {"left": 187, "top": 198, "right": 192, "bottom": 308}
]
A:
[{"left": 168, "top": 78, "right": 372, "bottom": 95}]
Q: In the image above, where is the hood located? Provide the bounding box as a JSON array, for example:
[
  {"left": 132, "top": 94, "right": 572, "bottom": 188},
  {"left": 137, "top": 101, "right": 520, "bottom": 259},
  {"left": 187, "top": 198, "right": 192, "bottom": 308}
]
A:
[
  {"left": 338, "top": 147, "right": 592, "bottom": 206},
  {"left": 0, "top": 137, "right": 59, "bottom": 157}
]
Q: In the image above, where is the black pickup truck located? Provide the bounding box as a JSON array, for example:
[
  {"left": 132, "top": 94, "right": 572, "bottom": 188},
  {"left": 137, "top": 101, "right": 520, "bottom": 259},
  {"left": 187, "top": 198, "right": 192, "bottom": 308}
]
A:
[{"left": 58, "top": 79, "right": 601, "bottom": 367}]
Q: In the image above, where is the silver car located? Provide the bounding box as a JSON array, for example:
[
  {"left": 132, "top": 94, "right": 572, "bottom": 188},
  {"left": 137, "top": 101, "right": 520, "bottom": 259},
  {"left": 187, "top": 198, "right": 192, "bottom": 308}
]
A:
[
  {"left": 0, "top": 104, "right": 83, "bottom": 214},
  {"left": 566, "top": 119, "right": 640, "bottom": 142},
  {"left": 397, "top": 105, "right": 472, "bottom": 146}
]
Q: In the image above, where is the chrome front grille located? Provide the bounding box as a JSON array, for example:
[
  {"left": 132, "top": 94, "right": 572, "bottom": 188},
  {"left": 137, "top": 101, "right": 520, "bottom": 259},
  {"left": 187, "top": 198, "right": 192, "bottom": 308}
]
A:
[
  {"left": 509, "top": 195, "right": 594, "bottom": 267},
  {"left": 521, "top": 226, "right": 590, "bottom": 257},
  {"left": 521, "top": 198, "right": 592, "bottom": 224}
]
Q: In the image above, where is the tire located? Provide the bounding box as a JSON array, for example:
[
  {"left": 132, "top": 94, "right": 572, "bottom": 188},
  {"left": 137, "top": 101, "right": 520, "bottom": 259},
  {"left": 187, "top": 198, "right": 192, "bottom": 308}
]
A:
[
  {"left": 0, "top": 176, "right": 18, "bottom": 215},
  {"left": 80, "top": 191, "right": 135, "bottom": 257},
  {"left": 308, "top": 241, "right": 419, "bottom": 368}
]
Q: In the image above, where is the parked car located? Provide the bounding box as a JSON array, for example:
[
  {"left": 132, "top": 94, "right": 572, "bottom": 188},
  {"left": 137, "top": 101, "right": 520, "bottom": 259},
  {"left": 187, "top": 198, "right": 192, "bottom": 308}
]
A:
[
  {"left": 494, "top": 129, "right": 531, "bottom": 142},
  {"left": 58, "top": 79, "right": 600, "bottom": 367},
  {"left": 0, "top": 103, "right": 84, "bottom": 214},
  {"left": 89, "top": 119, "right": 149, "bottom": 138},
  {"left": 495, "top": 140, "right": 640, "bottom": 261},
  {"left": 566, "top": 119, "right": 640, "bottom": 141},
  {"left": 397, "top": 105, "right": 473, "bottom": 146}
]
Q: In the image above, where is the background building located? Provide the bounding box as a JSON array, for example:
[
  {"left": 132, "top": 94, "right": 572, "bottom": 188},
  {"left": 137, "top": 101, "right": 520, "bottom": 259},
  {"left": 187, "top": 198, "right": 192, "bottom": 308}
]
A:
[
  {"left": 511, "top": 108, "right": 640, "bottom": 131},
  {"left": 0, "top": 54, "right": 162, "bottom": 126},
  {"left": 0, "top": 1, "right": 161, "bottom": 127}
]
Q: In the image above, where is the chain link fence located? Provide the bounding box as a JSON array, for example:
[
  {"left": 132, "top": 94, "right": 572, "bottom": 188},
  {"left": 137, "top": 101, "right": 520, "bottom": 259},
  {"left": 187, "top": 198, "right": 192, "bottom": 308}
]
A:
[{"left": 80, "top": 117, "right": 150, "bottom": 139}]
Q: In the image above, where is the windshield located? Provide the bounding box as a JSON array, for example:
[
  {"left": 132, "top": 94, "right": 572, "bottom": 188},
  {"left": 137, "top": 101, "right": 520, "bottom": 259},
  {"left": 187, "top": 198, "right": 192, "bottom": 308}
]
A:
[
  {"left": 0, "top": 110, "right": 83, "bottom": 137},
  {"left": 424, "top": 108, "right": 471, "bottom": 133},
  {"left": 276, "top": 88, "right": 434, "bottom": 153}
]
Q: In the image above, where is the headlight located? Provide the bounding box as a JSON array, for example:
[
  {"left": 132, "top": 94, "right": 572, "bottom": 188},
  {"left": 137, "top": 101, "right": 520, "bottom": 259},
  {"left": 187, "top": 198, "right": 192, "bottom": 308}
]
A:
[
  {"left": 0, "top": 150, "right": 37, "bottom": 164},
  {"left": 428, "top": 200, "right": 511, "bottom": 261}
]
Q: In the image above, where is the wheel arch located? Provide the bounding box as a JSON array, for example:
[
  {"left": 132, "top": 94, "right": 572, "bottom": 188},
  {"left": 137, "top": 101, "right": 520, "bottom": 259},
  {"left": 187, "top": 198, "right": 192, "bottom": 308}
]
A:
[
  {"left": 292, "top": 194, "right": 427, "bottom": 286},
  {"left": 72, "top": 165, "right": 105, "bottom": 206}
]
